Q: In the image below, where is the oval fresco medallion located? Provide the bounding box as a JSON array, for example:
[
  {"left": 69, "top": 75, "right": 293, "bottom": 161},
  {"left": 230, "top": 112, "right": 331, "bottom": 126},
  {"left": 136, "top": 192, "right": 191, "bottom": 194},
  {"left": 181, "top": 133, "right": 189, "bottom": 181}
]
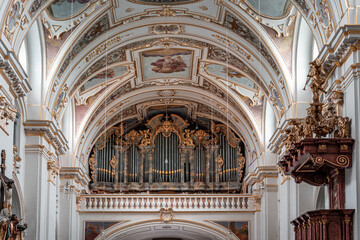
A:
[{"left": 128, "top": 0, "right": 202, "bottom": 5}]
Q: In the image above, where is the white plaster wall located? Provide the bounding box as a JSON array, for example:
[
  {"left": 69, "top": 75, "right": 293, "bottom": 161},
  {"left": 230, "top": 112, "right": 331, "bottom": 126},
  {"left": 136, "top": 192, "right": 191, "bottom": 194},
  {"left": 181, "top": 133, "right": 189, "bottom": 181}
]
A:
[{"left": 343, "top": 70, "right": 360, "bottom": 239}]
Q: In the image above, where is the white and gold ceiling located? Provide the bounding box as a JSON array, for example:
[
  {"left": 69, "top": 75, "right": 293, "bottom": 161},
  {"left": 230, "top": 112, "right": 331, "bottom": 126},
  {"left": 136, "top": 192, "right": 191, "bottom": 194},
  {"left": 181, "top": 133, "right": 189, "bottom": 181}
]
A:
[{"left": 1, "top": 0, "right": 340, "bottom": 165}]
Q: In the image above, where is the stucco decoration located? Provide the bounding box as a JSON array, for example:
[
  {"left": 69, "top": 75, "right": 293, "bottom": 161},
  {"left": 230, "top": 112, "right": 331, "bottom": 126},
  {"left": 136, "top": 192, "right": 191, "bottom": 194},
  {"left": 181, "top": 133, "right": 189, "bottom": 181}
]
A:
[
  {"left": 224, "top": 12, "right": 280, "bottom": 76},
  {"left": 58, "top": 15, "right": 110, "bottom": 78},
  {"left": 127, "top": 0, "right": 202, "bottom": 5}
]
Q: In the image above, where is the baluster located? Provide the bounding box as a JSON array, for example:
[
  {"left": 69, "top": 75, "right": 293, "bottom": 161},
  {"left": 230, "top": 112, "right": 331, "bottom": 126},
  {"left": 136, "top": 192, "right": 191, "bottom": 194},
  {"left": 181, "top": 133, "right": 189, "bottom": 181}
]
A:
[
  {"left": 104, "top": 198, "right": 108, "bottom": 209},
  {"left": 170, "top": 198, "right": 174, "bottom": 209},
  {"left": 108, "top": 198, "right": 113, "bottom": 209},
  {"left": 193, "top": 198, "right": 197, "bottom": 209},
  {"left": 239, "top": 197, "right": 244, "bottom": 209},
  {"left": 207, "top": 197, "right": 211, "bottom": 209},
  {"left": 157, "top": 198, "right": 161, "bottom": 209},
  {"left": 90, "top": 198, "right": 95, "bottom": 209},
  {"left": 85, "top": 198, "right": 89, "bottom": 209},
  {"left": 199, "top": 197, "right": 204, "bottom": 209},
  {"left": 180, "top": 198, "right": 184, "bottom": 209},
  {"left": 119, "top": 197, "right": 123, "bottom": 209},
  {"left": 135, "top": 198, "right": 140, "bottom": 209},
  {"left": 113, "top": 198, "right": 118, "bottom": 209},
  {"left": 149, "top": 198, "right": 153, "bottom": 209},
  {"left": 174, "top": 198, "right": 179, "bottom": 210},
  {"left": 142, "top": 198, "right": 146, "bottom": 209},
  {"left": 141, "top": 198, "right": 146, "bottom": 209},
  {"left": 226, "top": 197, "right": 230, "bottom": 209},
  {"left": 95, "top": 198, "right": 100, "bottom": 209},
  {"left": 219, "top": 197, "right": 223, "bottom": 208},
  {"left": 138, "top": 198, "right": 142, "bottom": 209},
  {"left": 213, "top": 197, "right": 218, "bottom": 208}
]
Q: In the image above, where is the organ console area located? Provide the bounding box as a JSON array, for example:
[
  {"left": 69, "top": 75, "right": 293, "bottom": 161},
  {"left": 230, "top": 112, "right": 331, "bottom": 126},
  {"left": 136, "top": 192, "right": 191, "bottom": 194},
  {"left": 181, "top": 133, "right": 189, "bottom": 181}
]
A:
[{"left": 88, "top": 114, "right": 246, "bottom": 192}]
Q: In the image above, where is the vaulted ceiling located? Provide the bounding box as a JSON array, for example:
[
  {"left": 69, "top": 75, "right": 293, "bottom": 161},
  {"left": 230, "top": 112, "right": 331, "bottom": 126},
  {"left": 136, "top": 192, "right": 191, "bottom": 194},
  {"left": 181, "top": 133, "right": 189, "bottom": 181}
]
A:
[{"left": 2, "top": 0, "right": 338, "bottom": 165}]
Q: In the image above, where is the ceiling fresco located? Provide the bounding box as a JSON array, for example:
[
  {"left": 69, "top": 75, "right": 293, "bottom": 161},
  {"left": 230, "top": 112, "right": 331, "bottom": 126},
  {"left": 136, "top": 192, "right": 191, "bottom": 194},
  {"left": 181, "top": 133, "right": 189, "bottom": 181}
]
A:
[
  {"left": 246, "top": 0, "right": 291, "bottom": 17},
  {"left": 47, "top": 0, "right": 92, "bottom": 19},
  {"left": 80, "top": 65, "right": 128, "bottom": 94},
  {"left": 204, "top": 64, "right": 257, "bottom": 91},
  {"left": 58, "top": 15, "right": 110, "bottom": 78},
  {"left": 223, "top": 12, "right": 280, "bottom": 76},
  {"left": 140, "top": 49, "right": 193, "bottom": 80}
]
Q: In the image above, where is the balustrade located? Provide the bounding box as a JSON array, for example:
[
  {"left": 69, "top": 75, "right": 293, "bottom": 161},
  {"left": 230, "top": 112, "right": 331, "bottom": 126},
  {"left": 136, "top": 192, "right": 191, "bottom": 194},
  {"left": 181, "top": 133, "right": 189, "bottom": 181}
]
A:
[{"left": 78, "top": 194, "right": 255, "bottom": 212}]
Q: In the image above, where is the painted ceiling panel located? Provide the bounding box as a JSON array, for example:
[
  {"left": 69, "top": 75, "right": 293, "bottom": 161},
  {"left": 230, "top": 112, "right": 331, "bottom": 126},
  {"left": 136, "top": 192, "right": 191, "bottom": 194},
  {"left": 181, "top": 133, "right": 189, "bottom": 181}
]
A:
[
  {"left": 47, "top": 0, "right": 92, "bottom": 19},
  {"left": 246, "top": 0, "right": 291, "bottom": 17}
]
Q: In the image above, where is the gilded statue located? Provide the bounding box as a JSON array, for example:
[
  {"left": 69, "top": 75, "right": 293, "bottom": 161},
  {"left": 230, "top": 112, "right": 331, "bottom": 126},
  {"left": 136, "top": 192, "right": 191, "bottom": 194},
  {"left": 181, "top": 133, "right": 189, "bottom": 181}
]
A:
[
  {"left": 139, "top": 129, "right": 151, "bottom": 146},
  {"left": 0, "top": 214, "right": 27, "bottom": 240},
  {"left": 306, "top": 59, "right": 327, "bottom": 103},
  {"left": 303, "top": 117, "right": 313, "bottom": 138},
  {"left": 334, "top": 116, "right": 350, "bottom": 138},
  {"left": 183, "top": 129, "right": 195, "bottom": 146}
]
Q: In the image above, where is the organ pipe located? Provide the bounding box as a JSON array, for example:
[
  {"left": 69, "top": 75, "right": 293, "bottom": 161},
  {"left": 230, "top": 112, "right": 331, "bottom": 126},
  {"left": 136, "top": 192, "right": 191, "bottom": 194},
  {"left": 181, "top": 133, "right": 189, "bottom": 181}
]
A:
[{"left": 89, "top": 114, "right": 246, "bottom": 192}]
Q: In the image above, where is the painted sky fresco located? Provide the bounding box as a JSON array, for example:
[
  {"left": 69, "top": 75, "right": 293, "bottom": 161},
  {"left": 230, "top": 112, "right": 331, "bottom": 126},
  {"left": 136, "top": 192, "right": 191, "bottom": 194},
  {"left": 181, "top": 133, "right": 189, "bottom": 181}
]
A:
[
  {"left": 141, "top": 49, "right": 192, "bottom": 80},
  {"left": 205, "top": 64, "right": 257, "bottom": 90}
]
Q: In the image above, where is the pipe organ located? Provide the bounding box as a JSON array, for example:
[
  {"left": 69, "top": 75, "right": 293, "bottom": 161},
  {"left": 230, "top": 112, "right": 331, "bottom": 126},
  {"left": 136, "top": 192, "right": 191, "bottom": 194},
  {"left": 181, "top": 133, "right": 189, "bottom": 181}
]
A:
[{"left": 89, "top": 114, "right": 246, "bottom": 192}]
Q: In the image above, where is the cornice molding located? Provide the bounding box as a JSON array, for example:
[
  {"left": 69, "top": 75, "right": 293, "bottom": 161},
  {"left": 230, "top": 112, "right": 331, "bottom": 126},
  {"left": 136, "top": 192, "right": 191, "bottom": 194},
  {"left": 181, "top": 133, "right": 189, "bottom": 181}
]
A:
[
  {"left": 267, "top": 119, "right": 293, "bottom": 154},
  {"left": 319, "top": 25, "right": 360, "bottom": 76},
  {"left": 24, "top": 144, "right": 58, "bottom": 163},
  {"left": 24, "top": 120, "right": 69, "bottom": 155},
  {"left": 59, "top": 167, "right": 90, "bottom": 188},
  {"left": 0, "top": 39, "right": 31, "bottom": 98},
  {"left": 243, "top": 165, "right": 278, "bottom": 186}
]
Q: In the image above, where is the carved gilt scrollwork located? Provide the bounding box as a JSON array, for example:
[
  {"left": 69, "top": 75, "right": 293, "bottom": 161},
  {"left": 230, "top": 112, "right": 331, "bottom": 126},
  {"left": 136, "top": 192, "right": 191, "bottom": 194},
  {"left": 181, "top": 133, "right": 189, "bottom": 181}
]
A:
[{"left": 89, "top": 153, "right": 96, "bottom": 182}]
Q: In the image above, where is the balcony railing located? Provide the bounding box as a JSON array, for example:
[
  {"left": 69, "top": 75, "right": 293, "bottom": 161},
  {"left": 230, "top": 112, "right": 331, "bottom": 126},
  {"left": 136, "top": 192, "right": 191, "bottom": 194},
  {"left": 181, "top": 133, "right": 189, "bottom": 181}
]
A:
[{"left": 77, "top": 194, "right": 256, "bottom": 212}]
